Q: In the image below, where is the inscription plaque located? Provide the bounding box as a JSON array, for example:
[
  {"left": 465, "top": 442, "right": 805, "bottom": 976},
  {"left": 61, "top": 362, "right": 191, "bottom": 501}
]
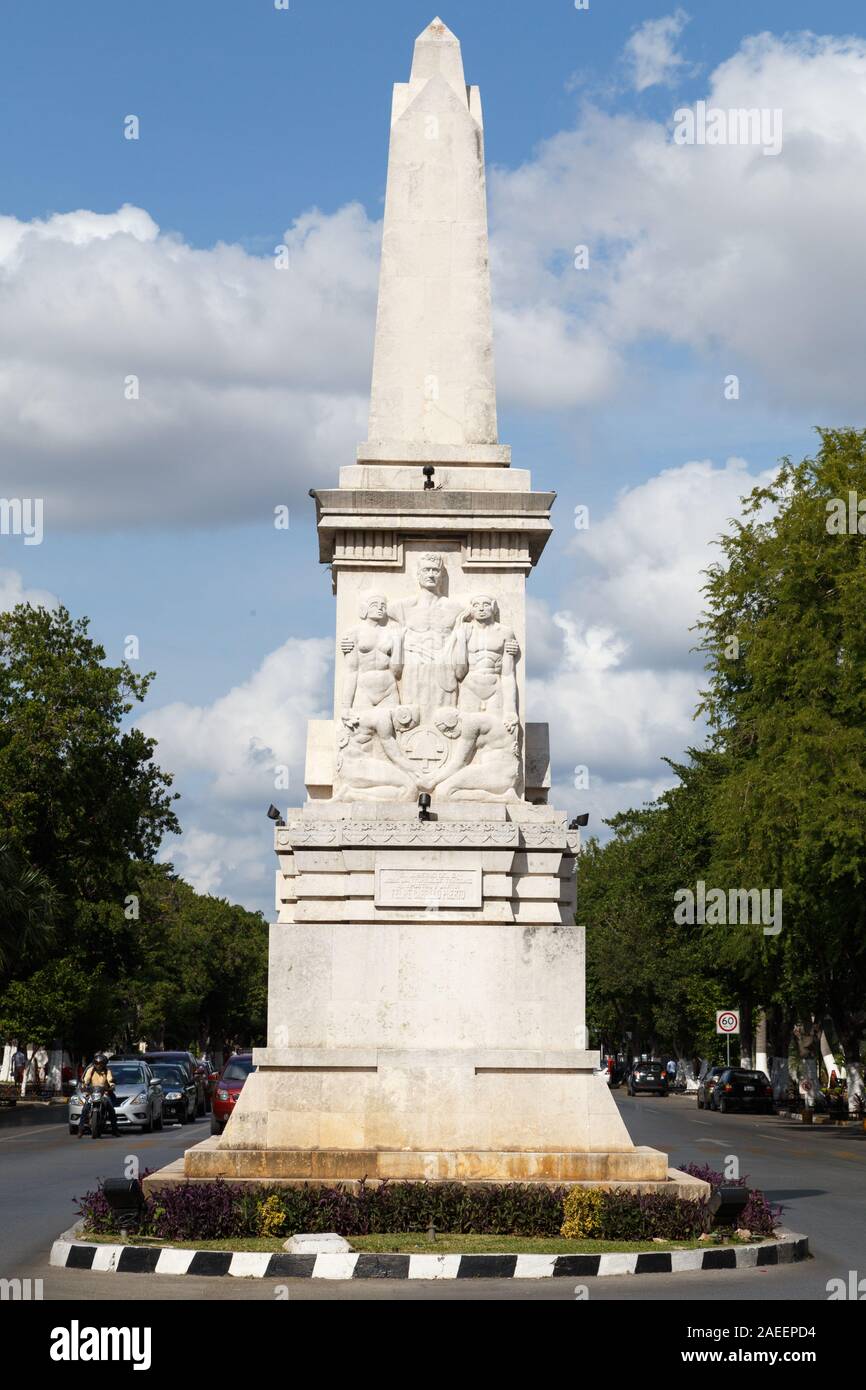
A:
[{"left": 375, "top": 866, "right": 482, "bottom": 909}]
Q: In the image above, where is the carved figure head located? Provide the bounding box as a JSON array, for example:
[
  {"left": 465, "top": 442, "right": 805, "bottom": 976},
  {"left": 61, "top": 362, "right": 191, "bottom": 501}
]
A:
[
  {"left": 433, "top": 707, "right": 462, "bottom": 739},
  {"left": 416, "top": 553, "right": 445, "bottom": 593},
  {"left": 358, "top": 594, "right": 388, "bottom": 622},
  {"left": 467, "top": 594, "right": 498, "bottom": 623},
  {"left": 392, "top": 705, "right": 420, "bottom": 732}
]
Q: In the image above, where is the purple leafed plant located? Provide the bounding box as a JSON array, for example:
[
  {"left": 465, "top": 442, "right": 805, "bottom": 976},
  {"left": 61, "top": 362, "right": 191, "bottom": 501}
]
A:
[{"left": 679, "top": 1162, "right": 782, "bottom": 1235}]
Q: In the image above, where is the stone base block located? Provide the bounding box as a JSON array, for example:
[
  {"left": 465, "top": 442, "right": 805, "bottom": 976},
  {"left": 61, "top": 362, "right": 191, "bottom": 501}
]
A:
[
  {"left": 183, "top": 1137, "right": 669, "bottom": 1184},
  {"left": 210, "top": 1063, "right": 638, "bottom": 1155},
  {"left": 146, "top": 1142, "right": 707, "bottom": 1202}
]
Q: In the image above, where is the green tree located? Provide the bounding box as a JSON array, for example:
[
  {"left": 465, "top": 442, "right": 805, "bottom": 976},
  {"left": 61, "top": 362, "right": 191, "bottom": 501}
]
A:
[
  {"left": 0, "top": 839, "right": 60, "bottom": 976},
  {"left": 697, "top": 428, "right": 866, "bottom": 1111},
  {"left": 0, "top": 603, "right": 180, "bottom": 1053},
  {"left": 582, "top": 750, "right": 745, "bottom": 1065},
  {"left": 0, "top": 604, "right": 179, "bottom": 904},
  {"left": 120, "top": 864, "right": 268, "bottom": 1053}
]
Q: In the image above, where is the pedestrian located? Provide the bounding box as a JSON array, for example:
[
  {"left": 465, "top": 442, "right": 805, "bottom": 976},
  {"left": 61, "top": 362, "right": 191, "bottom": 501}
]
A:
[{"left": 11, "top": 1046, "right": 27, "bottom": 1088}]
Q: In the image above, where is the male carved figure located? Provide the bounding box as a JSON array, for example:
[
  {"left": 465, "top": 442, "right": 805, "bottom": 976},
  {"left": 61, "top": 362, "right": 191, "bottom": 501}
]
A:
[
  {"left": 453, "top": 595, "right": 519, "bottom": 717},
  {"left": 339, "top": 594, "right": 404, "bottom": 716},
  {"left": 335, "top": 704, "right": 419, "bottom": 802},
  {"left": 389, "top": 553, "right": 463, "bottom": 722},
  {"left": 430, "top": 707, "right": 520, "bottom": 802}
]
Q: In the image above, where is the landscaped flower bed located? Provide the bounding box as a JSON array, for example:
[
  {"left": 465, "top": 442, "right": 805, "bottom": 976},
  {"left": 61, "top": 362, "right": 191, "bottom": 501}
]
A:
[
  {"left": 679, "top": 1162, "right": 781, "bottom": 1236},
  {"left": 75, "top": 1173, "right": 781, "bottom": 1244}
]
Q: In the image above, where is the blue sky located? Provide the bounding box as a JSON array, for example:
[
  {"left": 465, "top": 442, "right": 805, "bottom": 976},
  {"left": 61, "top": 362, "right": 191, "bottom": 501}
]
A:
[{"left": 2, "top": 2, "right": 865, "bottom": 910}]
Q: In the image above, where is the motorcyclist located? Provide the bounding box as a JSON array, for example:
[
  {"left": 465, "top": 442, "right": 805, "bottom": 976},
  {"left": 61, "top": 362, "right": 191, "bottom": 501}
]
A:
[{"left": 77, "top": 1052, "right": 119, "bottom": 1136}]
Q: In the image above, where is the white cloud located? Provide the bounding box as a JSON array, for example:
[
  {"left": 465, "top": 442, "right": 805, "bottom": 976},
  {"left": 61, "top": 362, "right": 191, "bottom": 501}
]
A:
[
  {"left": 570, "top": 456, "right": 777, "bottom": 668},
  {"left": 138, "top": 636, "right": 331, "bottom": 906},
  {"left": 526, "top": 454, "right": 777, "bottom": 829},
  {"left": 0, "top": 567, "right": 57, "bottom": 613},
  {"left": 491, "top": 31, "right": 866, "bottom": 414},
  {"left": 168, "top": 826, "right": 266, "bottom": 900},
  {"left": 139, "top": 636, "right": 331, "bottom": 800},
  {"left": 0, "top": 203, "right": 379, "bottom": 528},
  {"left": 624, "top": 9, "right": 692, "bottom": 92}
]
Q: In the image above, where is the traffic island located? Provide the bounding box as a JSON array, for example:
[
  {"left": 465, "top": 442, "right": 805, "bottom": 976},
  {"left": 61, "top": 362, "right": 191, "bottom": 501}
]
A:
[{"left": 49, "top": 1222, "right": 809, "bottom": 1280}]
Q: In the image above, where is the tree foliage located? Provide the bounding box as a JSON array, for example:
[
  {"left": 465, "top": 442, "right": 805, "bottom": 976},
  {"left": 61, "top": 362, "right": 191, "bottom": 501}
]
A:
[
  {"left": 0, "top": 600, "right": 268, "bottom": 1053},
  {"left": 584, "top": 430, "right": 866, "bottom": 1065}
]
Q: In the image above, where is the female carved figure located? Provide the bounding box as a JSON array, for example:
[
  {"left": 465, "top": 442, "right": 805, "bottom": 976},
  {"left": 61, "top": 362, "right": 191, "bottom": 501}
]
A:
[{"left": 339, "top": 594, "right": 404, "bottom": 717}]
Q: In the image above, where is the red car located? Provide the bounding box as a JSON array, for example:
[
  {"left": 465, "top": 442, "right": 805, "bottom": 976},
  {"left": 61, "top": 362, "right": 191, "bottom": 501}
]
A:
[{"left": 211, "top": 1054, "right": 255, "bottom": 1135}]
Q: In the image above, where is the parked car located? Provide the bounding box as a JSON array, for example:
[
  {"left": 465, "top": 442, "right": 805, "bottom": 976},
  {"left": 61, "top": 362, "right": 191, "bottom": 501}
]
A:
[
  {"left": 712, "top": 1068, "right": 774, "bottom": 1115},
  {"left": 148, "top": 1062, "right": 197, "bottom": 1125},
  {"left": 626, "top": 1060, "right": 668, "bottom": 1096},
  {"left": 608, "top": 1060, "right": 628, "bottom": 1089},
  {"left": 697, "top": 1066, "right": 727, "bottom": 1109},
  {"left": 144, "top": 1052, "right": 208, "bottom": 1116},
  {"left": 211, "top": 1053, "right": 255, "bottom": 1135},
  {"left": 68, "top": 1060, "right": 163, "bottom": 1134}
]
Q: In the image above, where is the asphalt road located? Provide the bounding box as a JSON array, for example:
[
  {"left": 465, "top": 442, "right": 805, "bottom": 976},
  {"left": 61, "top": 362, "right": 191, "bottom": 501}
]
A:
[
  {"left": 2, "top": 1092, "right": 864, "bottom": 1302},
  {"left": 0, "top": 1109, "right": 207, "bottom": 1281},
  {"left": 622, "top": 1089, "right": 866, "bottom": 1285}
]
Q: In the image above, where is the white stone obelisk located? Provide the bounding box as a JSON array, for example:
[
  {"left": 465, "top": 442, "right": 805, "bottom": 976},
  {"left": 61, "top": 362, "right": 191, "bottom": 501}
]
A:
[
  {"left": 360, "top": 17, "right": 508, "bottom": 465},
  {"left": 180, "top": 20, "right": 685, "bottom": 1192}
]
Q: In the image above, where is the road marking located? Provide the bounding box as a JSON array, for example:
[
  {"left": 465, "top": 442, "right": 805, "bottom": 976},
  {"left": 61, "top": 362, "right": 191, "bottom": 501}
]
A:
[
  {"left": 756, "top": 1132, "right": 789, "bottom": 1142},
  {"left": 0, "top": 1126, "right": 69, "bottom": 1144}
]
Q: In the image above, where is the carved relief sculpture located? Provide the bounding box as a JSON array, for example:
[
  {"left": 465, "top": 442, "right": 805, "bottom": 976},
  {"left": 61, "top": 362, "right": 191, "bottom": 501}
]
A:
[
  {"left": 335, "top": 704, "right": 420, "bottom": 801},
  {"left": 453, "top": 594, "right": 519, "bottom": 717},
  {"left": 389, "top": 553, "right": 463, "bottom": 721},
  {"left": 339, "top": 594, "right": 404, "bottom": 715},
  {"left": 430, "top": 707, "right": 521, "bottom": 802}
]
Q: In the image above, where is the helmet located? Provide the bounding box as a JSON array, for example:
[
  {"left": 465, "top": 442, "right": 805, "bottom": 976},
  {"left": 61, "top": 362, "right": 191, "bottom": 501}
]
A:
[{"left": 94, "top": 1052, "right": 108, "bottom": 1066}]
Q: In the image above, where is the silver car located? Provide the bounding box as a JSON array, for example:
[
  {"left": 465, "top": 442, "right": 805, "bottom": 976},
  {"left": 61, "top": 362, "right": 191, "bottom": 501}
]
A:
[{"left": 68, "top": 1061, "right": 164, "bottom": 1134}]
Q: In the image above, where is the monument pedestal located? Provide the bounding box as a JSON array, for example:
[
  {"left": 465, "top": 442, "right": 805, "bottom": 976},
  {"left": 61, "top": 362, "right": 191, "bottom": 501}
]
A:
[{"left": 182, "top": 803, "right": 671, "bottom": 1189}]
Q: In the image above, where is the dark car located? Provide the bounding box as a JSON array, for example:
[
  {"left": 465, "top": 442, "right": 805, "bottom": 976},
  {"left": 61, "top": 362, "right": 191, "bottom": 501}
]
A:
[
  {"left": 211, "top": 1053, "right": 255, "bottom": 1135},
  {"left": 627, "top": 1060, "right": 668, "bottom": 1096},
  {"left": 697, "top": 1066, "right": 727, "bottom": 1109},
  {"left": 149, "top": 1062, "right": 197, "bottom": 1125},
  {"left": 144, "top": 1052, "right": 208, "bottom": 1116},
  {"left": 712, "top": 1068, "right": 774, "bottom": 1115}
]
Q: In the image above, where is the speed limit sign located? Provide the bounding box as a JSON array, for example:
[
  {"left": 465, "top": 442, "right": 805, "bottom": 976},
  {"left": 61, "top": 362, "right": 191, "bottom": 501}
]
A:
[{"left": 716, "top": 1010, "right": 739, "bottom": 1035}]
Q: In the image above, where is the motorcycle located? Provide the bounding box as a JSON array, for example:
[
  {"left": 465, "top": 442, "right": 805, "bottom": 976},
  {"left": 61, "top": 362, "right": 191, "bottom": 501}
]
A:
[{"left": 80, "top": 1084, "right": 114, "bottom": 1138}]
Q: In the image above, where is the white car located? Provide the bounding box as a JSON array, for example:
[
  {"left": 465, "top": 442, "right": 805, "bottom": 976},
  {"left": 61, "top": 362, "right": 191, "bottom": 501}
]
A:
[{"left": 68, "top": 1060, "right": 163, "bottom": 1134}]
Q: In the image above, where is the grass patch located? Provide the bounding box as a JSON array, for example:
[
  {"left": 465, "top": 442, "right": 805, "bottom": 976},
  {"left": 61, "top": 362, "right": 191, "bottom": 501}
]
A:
[{"left": 84, "top": 1231, "right": 759, "bottom": 1255}]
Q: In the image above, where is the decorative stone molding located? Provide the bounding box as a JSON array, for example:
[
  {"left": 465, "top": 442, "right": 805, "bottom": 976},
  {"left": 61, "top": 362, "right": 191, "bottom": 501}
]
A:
[
  {"left": 332, "top": 530, "right": 403, "bottom": 570},
  {"left": 462, "top": 531, "right": 531, "bottom": 570}
]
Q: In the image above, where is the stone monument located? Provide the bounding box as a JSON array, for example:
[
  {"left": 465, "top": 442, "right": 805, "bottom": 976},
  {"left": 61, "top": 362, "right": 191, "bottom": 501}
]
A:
[{"left": 183, "top": 18, "right": 678, "bottom": 1189}]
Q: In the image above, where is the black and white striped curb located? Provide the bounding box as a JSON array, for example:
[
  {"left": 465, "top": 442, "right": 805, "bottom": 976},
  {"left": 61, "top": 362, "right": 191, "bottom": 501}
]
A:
[{"left": 50, "top": 1225, "right": 808, "bottom": 1279}]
